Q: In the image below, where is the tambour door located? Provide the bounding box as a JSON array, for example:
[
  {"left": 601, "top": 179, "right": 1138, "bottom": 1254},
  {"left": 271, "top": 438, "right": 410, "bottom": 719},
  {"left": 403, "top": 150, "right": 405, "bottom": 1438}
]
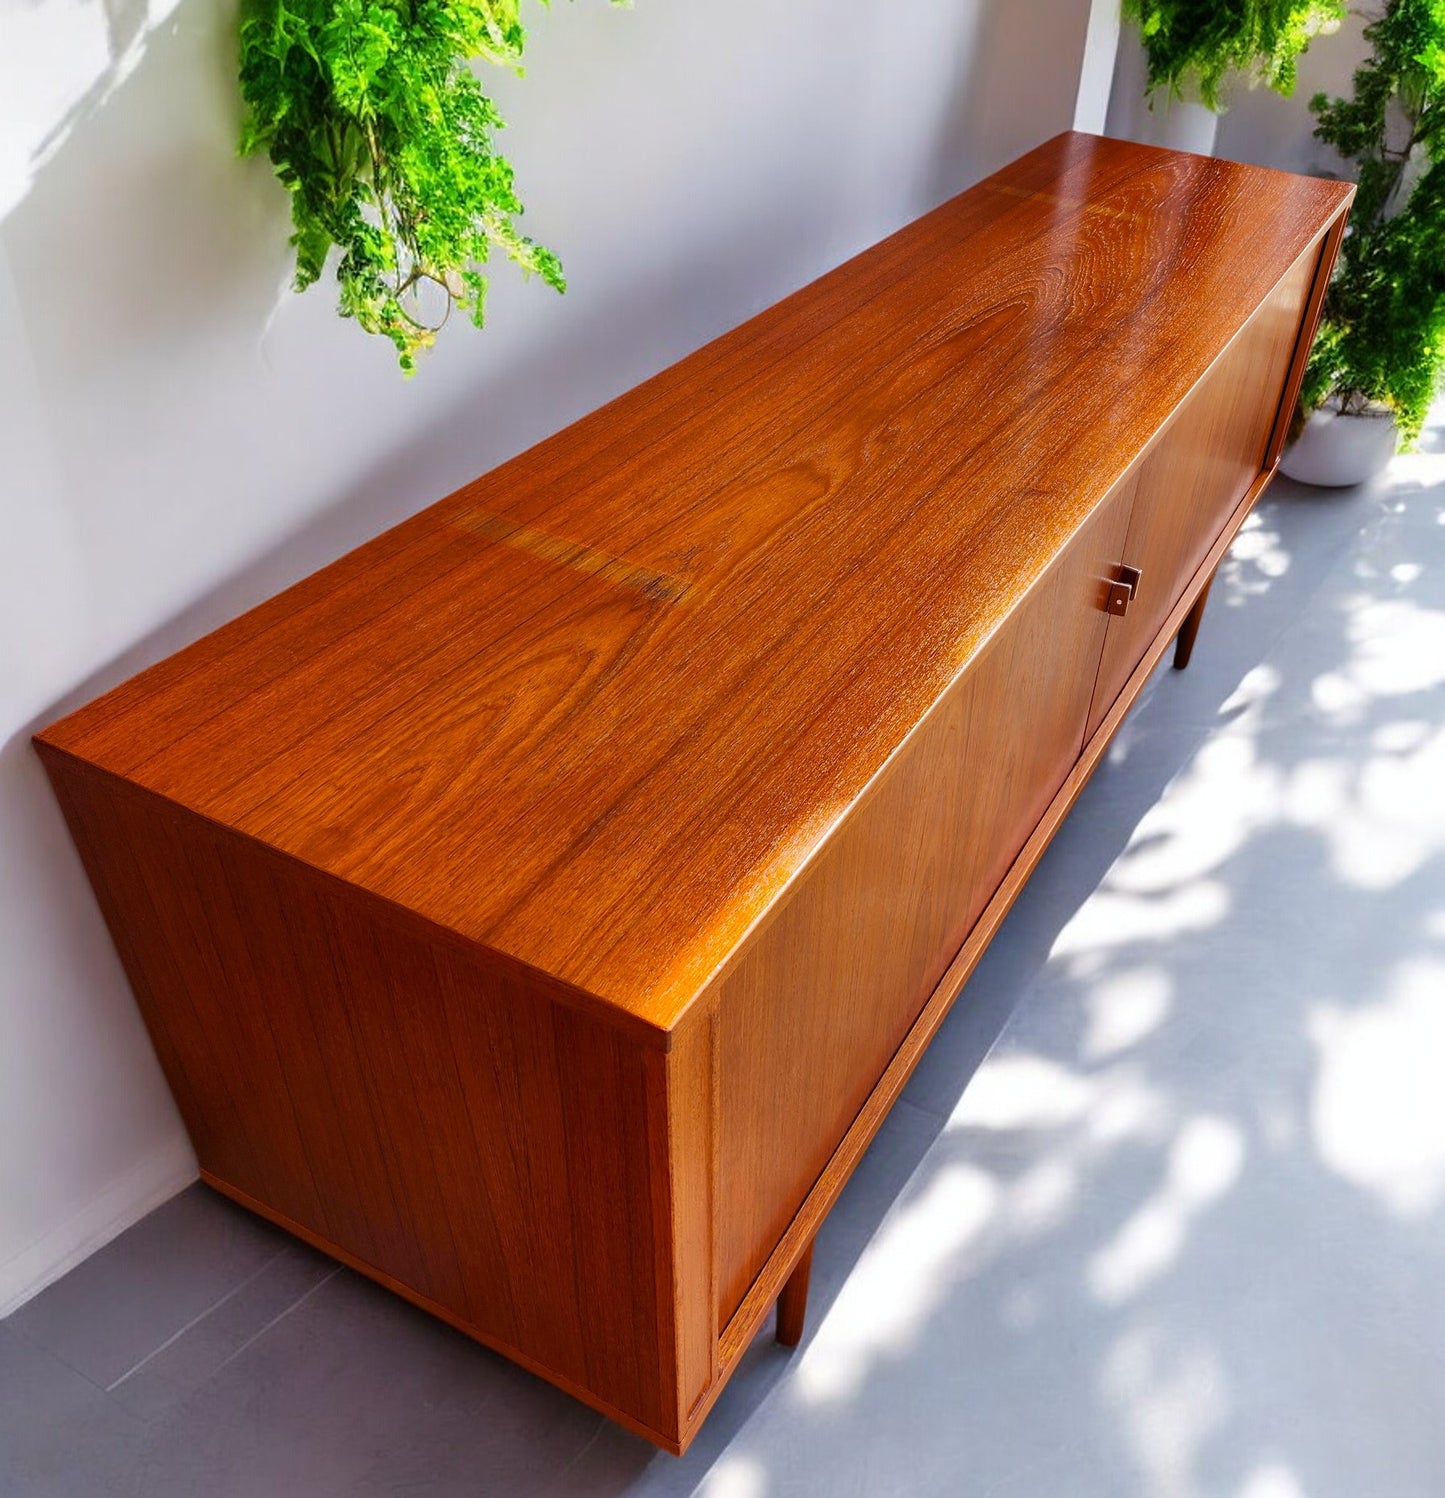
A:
[
  {"left": 1085, "top": 241, "right": 1322, "bottom": 739},
  {"left": 710, "top": 473, "right": 1138, "bottom": 1329}
]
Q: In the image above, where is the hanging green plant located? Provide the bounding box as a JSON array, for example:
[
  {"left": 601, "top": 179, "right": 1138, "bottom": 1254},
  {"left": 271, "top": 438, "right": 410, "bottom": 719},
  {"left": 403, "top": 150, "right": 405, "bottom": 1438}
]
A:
[
  {"left": 1301, "top": 0, "right": 1445, "bottom": 446},
  {"left": 238, "top": 0, "right": 573, "bottom": 374},
  {"left": 1123, "top": 0, "right": 1347, "bottom": 110}
]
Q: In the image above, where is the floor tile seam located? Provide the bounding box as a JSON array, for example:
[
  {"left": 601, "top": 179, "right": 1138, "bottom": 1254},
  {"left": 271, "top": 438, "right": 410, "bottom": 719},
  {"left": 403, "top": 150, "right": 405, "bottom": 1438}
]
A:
[
  {"left": 0, "top": 1318, "right": 115, "bottom": 1398},
  {"left": 200, "top": 1265, "right": 342, "bottom": 1386},
  {"left": 4, "top": 1318, "right": 118, "bottom": 1396},
  {"left": 104, "top": 1244, "right": 291, "bottom": 1393}
]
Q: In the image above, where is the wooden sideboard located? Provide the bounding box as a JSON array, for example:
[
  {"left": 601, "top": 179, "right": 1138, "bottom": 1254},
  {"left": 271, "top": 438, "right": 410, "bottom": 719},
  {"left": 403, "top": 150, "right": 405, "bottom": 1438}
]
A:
[{"left": 35, "top": 132, "right": 1351, "bottom": 1453}]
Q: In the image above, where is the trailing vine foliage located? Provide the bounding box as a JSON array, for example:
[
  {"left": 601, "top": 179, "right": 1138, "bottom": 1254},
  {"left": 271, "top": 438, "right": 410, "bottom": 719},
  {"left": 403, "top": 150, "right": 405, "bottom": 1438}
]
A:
[
  {"left": 1123, "top": 0, "right": 1346, "bottom": 109},
  {"left": 239, "top": 0, "right": 568, "bottom": 373},
  {"left": 1304, "top": 0, "right": 1445, "bottom": 444}
]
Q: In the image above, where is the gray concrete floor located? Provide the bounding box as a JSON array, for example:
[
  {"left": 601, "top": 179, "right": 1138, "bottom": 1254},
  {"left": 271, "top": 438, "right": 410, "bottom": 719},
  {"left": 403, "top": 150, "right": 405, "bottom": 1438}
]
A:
[{"left": 4, "top": 419, "right": 1444, "bottom": 1498}]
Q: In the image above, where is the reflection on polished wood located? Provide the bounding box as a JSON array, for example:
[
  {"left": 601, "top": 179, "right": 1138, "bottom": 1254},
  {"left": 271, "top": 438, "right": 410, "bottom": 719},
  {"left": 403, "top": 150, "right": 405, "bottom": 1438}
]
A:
[{"left": 35, "top": 132, "right": 1351, "bottom": 1454}]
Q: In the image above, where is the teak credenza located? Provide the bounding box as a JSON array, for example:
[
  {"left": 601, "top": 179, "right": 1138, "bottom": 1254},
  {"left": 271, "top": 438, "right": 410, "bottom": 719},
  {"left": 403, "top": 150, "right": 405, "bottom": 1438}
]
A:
[{"left": 36, "top": 133, "right": 1351, "bottom": 1453}]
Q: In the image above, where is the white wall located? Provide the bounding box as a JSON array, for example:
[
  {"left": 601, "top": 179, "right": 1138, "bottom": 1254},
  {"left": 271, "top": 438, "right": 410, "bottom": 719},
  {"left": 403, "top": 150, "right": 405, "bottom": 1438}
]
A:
[
  {"left": 0, "top": 0, "right": 1103, "bottom": 1312},
  {"left": 1106, "top": 29, "right": 1222, "bottom": 155}
]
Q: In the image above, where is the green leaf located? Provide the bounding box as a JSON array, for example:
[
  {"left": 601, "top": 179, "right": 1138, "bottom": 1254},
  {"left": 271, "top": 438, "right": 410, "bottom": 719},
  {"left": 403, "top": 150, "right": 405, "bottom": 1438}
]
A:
[
  {"left": 1306, "top": 0, "right": 1445, "bottom": 445},
  {"left": 238, "top": 0, "right": 584, "bottom": 373},
  {"left": 1123, "top": 0, "right": 1347, "bottom": 111}
]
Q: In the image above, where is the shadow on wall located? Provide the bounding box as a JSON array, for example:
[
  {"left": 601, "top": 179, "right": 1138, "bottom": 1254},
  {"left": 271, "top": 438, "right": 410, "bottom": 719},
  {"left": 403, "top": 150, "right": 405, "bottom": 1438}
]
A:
[
  {"left": 1211, "top": 7, "right": 1370, "bottom": 176},
  {"left": 3, "top": 4, "right": 291, "bottom": 385},
  {"left": 1, "top": 0, "right": 187, "bottom": 223},
  {"left": 6, "top": 0, "right": 1099, "bottom": 738},
  {"left": 5, "top": 0, "right": 1096, "bottom": 737},
  {"left": 0, "top": 0, "right": 869, "bottom": 1286}
]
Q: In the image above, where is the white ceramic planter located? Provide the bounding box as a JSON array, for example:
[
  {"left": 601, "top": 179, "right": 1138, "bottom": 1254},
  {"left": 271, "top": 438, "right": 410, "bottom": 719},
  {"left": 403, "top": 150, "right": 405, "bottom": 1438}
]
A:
[{"left": 1280, "top": 402, "right": 1399, "bottom": 488}]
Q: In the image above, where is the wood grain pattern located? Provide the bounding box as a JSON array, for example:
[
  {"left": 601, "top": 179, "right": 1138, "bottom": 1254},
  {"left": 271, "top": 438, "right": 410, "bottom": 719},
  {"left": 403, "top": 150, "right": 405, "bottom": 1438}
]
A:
[
  {"left": 36, "top": 752, "right": 682, "bottom": 1441},
  {"left": 37, "top": 133, "right": 1352, "bottom": 1037},
  {"left": 701, "top": 457, "right": 1290, "bottom": 1440},
  {"left": 648, "top": 1010, "right": 717, "bottom": 1429},
  {"left": 712, "top": 475, "right": 1132, "bottom": 1324},
  {"left": 1085, "top": 237, "right": 1321, "bottom": 738},
  {"left": 33, "top": 135, "right": 1352, "bottom": 1454},
  {"left": 198, "top": 1170, "right": 688, "bottom": 1452}
]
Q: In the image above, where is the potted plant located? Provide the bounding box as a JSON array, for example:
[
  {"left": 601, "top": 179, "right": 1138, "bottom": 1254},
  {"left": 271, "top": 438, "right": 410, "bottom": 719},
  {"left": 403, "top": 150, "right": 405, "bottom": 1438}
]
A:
[
  {"left": 1125, "top": 0, "right": 1348, "bottom": 106},
  {"left": 1283, "top": 0, "right": 1445, "bottom": 486},
  {"left": 1120, "top": 0, "right": 1346, "bottom": 153},
  {"left": 238, "top": 0, "right": 581, "bottom": 374}
]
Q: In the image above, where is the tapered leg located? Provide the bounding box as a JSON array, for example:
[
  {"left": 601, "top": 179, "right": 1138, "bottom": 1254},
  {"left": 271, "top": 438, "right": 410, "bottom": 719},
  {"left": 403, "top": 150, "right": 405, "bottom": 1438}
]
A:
[
  {"left": 1173, "top": 576, "right": 1214, "bottom": 670},
  {"left": 775, "top": 1242, "right": 815, "bottom": 1347}
]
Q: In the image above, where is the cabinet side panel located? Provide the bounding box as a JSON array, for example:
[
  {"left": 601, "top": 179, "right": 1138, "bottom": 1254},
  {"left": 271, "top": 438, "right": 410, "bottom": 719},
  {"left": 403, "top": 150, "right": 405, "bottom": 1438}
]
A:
[
  {"left": 1087, "top": 242, "right": 1319, "bottom": 736},
  {"left": 712, "top": 481, "right": 1133, "bottom": 1325},
  {"left": 37, "top": 752, "right": 675, "bottom": 1439}
]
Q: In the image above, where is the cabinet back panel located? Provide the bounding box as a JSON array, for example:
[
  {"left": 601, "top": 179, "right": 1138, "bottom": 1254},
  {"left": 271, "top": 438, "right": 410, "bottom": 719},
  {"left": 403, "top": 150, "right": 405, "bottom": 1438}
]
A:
[{"left": 712, "top": 480, "right": 1133, "bottom": 1324}]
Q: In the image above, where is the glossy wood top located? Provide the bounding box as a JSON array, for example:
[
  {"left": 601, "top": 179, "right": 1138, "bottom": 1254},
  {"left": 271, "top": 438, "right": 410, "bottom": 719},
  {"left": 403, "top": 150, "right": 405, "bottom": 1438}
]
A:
[{"left": 39, "top": 132, "right": 1352, "bottom": 1041}]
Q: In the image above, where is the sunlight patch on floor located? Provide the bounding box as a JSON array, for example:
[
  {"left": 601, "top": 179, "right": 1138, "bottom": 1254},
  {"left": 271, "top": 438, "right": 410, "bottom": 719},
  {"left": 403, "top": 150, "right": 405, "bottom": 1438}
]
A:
[
  {"left": 1238, "top": 1462, "right": 1308, "bottom": 1498},
  {"left": 696, "top": 1454, "right": 768, "bottom": 1498},
  {"left": 949, "top": 1053, "right": 1096, "bottom": 1131},
  {"left": 1113, "top": 741, "right": 1279, "bottom": 895},
  {"left": 1052, "top": 880, "right": 1232, "bottom": 959},
  {"left": 791, "top": 1163, "right": 997, "bottom": 1407},
  {"left": 1228, "top": 519, "right": 1291, "bottom": 579},
  {"left": 1006, "top": 1155, "right": 1081, "bottom": 1238},
  {"left": 1389, "top": 447, "right": 1445, "bottom": 493},
  {"left": 1286, "top": 726, "right": 1445, "bottom": 889},
  {"left": 1046, "top": 695, "right": 1286, "bottom": 961},
  {"left": 1082, "top": 966, "right": 1173, "bottom": 1063},
  {"left": 1103, "top": 1326, "right": 1230, "bottom": 1498},
  {"left": 1088, "top": 1115, "right": 1246, "bottom": 1305},
  {"left": 1310, "top": 958, "right": 1445, "bottom": 1217},
  {"left": 1220, "top": 661, "right": 1283, "bottom": 719},
  {"left": 791, "top": 1042, "right": 1176, "bottom": 1411},
  {"left": 1339, "top": 596, "right": 1445, "bottom": 698},
  {"left": 1219, "top": 514, "right": 1291, "bottom": 606}
]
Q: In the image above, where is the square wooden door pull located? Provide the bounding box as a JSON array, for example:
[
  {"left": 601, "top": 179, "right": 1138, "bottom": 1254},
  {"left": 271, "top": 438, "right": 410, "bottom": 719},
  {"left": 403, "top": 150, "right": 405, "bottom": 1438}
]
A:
[{"left": 1106, "top": 563, "right": 1143, "bottom": 615}]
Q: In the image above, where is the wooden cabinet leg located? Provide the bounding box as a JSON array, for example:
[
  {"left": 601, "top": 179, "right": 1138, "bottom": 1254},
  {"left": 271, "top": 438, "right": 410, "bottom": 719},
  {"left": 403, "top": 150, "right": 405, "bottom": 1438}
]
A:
[
  {"left": 1173, "top": 576, "right": 1214, "bottom": 670},
  {"left": 775, "top": 1242, "right": 815, "bottom": 1347}
]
